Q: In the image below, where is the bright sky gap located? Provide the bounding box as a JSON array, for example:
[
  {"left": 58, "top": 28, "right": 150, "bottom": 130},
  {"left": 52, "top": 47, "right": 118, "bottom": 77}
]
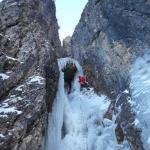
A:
[{"left": 55, "top": 0, "right": 88, "bottom": 41}]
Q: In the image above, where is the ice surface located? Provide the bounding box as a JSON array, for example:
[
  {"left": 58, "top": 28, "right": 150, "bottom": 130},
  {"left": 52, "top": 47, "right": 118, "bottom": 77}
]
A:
[
  {"left": 44, "top": 61, "right": 65, "bottom": 150},
  {"left": 60, "top": 89, "right": 119, "bottom": 150},
  {"left": 57, "top": 57, "right": 83, "bottom": 74},
  {"left": 130, "top": 51, "right": 150, "bottom": 149},
  {"left": 44, "top": 58, "right": 128, "bottom": 150}
]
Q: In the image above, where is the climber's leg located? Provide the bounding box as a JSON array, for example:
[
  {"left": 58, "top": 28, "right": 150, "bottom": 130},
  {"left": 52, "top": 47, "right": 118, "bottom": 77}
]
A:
[{"left": 68, "top": 82, "right": 71, "bottom": 94}]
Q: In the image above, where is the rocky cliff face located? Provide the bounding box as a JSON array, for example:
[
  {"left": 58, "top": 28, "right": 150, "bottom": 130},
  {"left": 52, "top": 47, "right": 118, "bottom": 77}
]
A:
[
  {"left": 0, "top": 0, "right": 60, "bottom": 149},
  {"left": 71, "top": 0, "right": 150, "bottom": 149},
  {"left": 62, "top": 36, "right": 71, "bottom": 57},
  {"left": 71, "top": 0, "right": 150, "bottom": 98},
  {"left": 1, "top": 0, "right": 150, "bottom": 149}
]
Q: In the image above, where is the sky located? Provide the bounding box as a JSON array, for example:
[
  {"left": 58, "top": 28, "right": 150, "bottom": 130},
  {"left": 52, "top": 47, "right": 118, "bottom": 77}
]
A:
[{"left": 55, "top": 0, "right": 88, "bottom": 41}]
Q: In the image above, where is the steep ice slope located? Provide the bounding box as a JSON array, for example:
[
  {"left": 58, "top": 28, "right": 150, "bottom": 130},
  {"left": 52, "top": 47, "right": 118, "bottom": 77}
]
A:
[
  {"left": 44, "top": 58, "right": 82, "bottom": 150},
  {"left": 44, "top": 58, "right": 130, "bottom": 150},
  {"left": 130, "top": 51, "right": 150, "bottom": 149},
  {"left": 60, "top": 90, "right": 117, "bottom": 150}
]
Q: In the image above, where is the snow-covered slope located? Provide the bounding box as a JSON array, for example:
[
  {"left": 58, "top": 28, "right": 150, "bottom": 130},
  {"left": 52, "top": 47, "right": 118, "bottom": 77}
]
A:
[
  {"left": 44, "top": 58, "right": 130, "bottom": 150},
  {"left": 130, "top": 51, "right": 150, "bottom": 149}
]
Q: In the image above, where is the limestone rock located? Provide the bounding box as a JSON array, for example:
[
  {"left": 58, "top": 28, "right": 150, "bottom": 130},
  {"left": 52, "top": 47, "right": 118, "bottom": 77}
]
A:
[
  {"left": 0, "top": 0, "right": 60, "bottom": 149},
  {"left": 71, "top": 0, "right": 150, "bottom": 98},
  {"left": 71, "top": 0, "right": 149, "bottom": 148},
  {"left": 62, "top": 36, "right": 71, "bottom": 57}
]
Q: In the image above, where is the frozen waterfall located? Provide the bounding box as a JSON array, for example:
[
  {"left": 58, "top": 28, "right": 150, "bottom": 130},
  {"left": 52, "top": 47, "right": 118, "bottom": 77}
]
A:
[{"left": 44, "top": 58, "right": 126, "bottom": 150}]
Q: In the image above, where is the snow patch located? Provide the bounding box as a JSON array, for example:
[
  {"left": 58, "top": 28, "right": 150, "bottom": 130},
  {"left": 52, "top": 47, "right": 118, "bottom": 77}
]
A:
[
  {"left": 6, "top": 2, "right": 18, "bottom": 7},
  {"left": 0, "top": 96, "right": 22, "bottom": 117},
  {"left": 15, "top": 85, "right": 24, "bottom": 91},
  {"left": 4, "top": 96, "right": 23, "bottom": 103},
  {"left": 6, "top": 56, "right": 18, "bottom": 61},
  {"left": 123, "top": 89, "right": 129, "bottom": 94},
  {"left": 27, "top": 75, "right": 45, "bottom": 85},
  {"left": 0, "top": 134, "right": 5, "bottom": 138},
  {"left": 0, "top": 73, "right": 10, "bottom": 80},
  {"left": 0, "top": 104, "right": 22, "bottom": 115}
]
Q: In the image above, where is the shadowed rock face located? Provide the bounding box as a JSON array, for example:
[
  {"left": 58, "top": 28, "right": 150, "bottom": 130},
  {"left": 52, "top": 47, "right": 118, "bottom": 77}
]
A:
[
  {"left": 0, "top": 0, "right": 60, "bottom": 149},
  {"left": 71, "top": 0, "right": 149, "bottom": 149}
]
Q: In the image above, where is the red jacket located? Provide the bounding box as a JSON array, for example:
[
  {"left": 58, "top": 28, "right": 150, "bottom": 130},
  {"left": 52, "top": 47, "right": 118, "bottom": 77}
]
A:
[{"left": 79, "top": 76, "right": 86, "bottom": 85}]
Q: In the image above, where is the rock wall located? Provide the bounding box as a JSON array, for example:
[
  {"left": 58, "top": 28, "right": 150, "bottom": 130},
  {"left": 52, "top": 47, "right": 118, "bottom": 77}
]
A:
[
  {"left": 71, "top": 0, "right": 150, "bottom": 149},
  {"left": 0, "top": 0, "right": 60, "bottom": 149},
  {"left": 62, "top": 36, "right": 71, "bottom": 57},
  {"left": 71, "top": 0, "right": 150, "bottom": 98}
]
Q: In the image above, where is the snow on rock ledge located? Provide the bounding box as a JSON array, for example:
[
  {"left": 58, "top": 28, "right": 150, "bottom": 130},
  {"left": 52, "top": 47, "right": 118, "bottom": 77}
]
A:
[
  {"left": 27, "top": 75, "right": 45, "bottom": 85},
  {"left": 0, "top": 74, "right": 47, "bottom": 149},
  {"left": 0, "top": 73, "right": 10, "bottom": 80}
]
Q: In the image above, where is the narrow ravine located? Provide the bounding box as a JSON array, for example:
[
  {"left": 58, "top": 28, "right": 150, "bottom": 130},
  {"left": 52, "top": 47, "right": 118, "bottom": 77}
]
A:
[{"left": 44, "top": 58, "right": 130, "bottom": 150}]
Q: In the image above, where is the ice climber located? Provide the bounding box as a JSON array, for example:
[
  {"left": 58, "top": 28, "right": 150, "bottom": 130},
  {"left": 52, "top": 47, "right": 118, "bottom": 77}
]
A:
[
  {"left": 62, "top": 62, "right": 77, "bottom": 94},
  {"left": 78, "top": 75, "right": 88, "bottom": 89}
]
